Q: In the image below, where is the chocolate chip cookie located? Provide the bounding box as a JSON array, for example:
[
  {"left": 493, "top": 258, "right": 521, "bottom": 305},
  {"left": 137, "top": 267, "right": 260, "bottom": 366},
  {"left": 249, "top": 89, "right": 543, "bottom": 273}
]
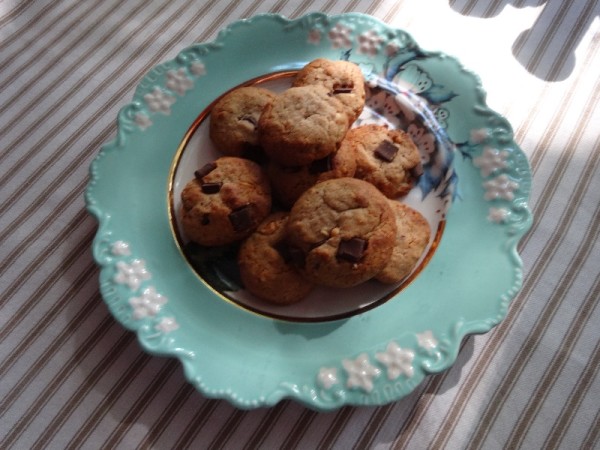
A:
[
  {"left": 285, "top": 177, "right": 396, "bottom": 288},
  {"left": 267, "top": 141, "right": 357, "bottom": 208},
  {"left": 238, "top": 212, "right": 314, "bottom": 304},
  {"left": 376, "top": 201, "right": 431, "bottom": 284},
  {"left": 180, "top": 156, "right": 271, "bottom": 246},
  {"left": 258, "top": 85, "right": 350, "bottom": 166},
  {"left": 209, "top": 86, "right": 276, "bottom": 158},
  {"left": 293, "top": 58, "right": 366, "bottom": 123},
  {"left": 347, "top": 124, "right": 422, "bottom": 198}
]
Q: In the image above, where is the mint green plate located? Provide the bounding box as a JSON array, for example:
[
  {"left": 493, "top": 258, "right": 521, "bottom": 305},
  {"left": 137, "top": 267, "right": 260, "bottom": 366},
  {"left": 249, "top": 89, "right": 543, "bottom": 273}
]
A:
[{"left": 85, "top": 13, "right": 532, "bottom": 410}]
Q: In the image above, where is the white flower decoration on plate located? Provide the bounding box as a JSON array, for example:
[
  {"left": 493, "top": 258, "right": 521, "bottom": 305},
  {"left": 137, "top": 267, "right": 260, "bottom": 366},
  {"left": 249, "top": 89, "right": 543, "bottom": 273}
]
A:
[
  {"left": 190, "top": 61, "right": 206, "bottom": 76},
  {"left": 318, "top": 367, "right": 339, "bottom": 389},
  {"left": 470, "top": 127, "right": 489, "bottom": 144},
  {"left": 155, "top": 316, "right": 179, "bottom": 333},
  {"left": 375, "top": 341, "right": 415, "bottom": 380},
  {"left": 307, "top": 28, "right": 322, "bottom": 45},
  {"left": 416, "top": 330, "right": 438, "bottom": 351},
  {"left": 144, "top": 87, "right": 176, "bottom": 115},
  {"left": 114, "top": 259, "right": 151, "bottom": 291},
  {"left": 129, "top": 286, "right": 167, "bottom": 319},
  {"left": 134, "top": 113, "right": 153, "bottom": 130},
  {"left": 342, "top": 353, "right": 381, "bottom": 392},
  {"left": 483, "top": 174, "right": 519, "bottom": 201},
  {"left": 358, "top": 29, "right": 383, "bottom": 56},
  {"left": 111, "top": 240, "right": 131, "bottom": 256},
  {"left": 328, "top": 23, "right": 352, "bottom": 48},
  {"left": 474, "top": 147, "right": 510, "bottom": 177},
  {"left": 488, "top": 207, "right": 511, "bottom": 223},
  {"left": 166, "top": 68, "right": 194, "bottom": 95}
]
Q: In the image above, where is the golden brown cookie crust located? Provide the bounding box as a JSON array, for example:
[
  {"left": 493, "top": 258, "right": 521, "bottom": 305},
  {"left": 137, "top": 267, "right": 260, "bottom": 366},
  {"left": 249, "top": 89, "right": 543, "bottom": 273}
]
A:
[
  {"left": 238, "top": 212, "right": 314, "bottom": 304},
  {"left": 180, "top": 157, "right": 271, "bottom": 246},
  {"left": 348, "top": 124, "right": 422, "bottom": 198},
  {"left": 209, "top": 86, "right": 276, "bottom": 157},
  {"left": 286, "top": 178, "right": 396, "bottom": 288},
  {"left": 376, "top": 201, "right": 431, "bottom": 284},
  {"left": 258, "top": 85, "right": 350, "bottom": 166},
  {"left": 293, "top": 58, "right": 366, "bottom": 123}
]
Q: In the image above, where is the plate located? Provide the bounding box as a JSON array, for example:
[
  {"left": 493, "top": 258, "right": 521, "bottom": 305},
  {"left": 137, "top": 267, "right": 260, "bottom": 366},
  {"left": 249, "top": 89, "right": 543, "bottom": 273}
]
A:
[
  {"left": 85, "top": 12, "right": 532, "bottom": 410},
  {"left": 169, "top": 72, "right": 455, "bottom": 322}
]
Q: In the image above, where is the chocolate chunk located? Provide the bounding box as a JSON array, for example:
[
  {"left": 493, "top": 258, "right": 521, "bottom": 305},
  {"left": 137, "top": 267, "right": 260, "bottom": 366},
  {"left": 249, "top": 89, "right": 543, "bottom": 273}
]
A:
[
  {"left": 309, "top": 154, "right": 334, "bottom": 174},
  {"left": 374, "top": 140, "right": 398, "bottom": 162},
  {"left": 201, "top": 213, "right": 210, "bottom": 225},
  {"left": 228, "top": 205, "right": 253, "bottom": 233},
  {"left": 275, "top": 242, "right": 305, "bottom": 267},
  {"left": 194, "top": 162, "right": 217, "bottom": 180},
  {"left": 336, "top": 237, "right": 368, "bottom": 263},
  {"left": 333, "top": 87, "right": 353, "bottom": 94},
  {"left": 201, "top": 182, "right": 223, "bottom": 194}
]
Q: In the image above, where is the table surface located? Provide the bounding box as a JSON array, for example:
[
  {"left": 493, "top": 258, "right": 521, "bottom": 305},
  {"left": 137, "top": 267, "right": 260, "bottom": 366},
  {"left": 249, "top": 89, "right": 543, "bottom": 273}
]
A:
[{"left": 1, "top": 0, "right": 599, "bottom": 449}]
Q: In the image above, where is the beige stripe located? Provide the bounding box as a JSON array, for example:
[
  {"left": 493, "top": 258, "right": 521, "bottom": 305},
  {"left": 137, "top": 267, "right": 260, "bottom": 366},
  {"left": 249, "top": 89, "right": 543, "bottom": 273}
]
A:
[
  {"left": 279, "top": 409, "right": 319, "bottom": 450},
  {"left": 431, "top": 105, "right": 600, "bottom": 449},
  {"left": 0, "top": 0, "right": 147, "bottom": 142},
  {"left": 134, "top": 383, "right": 197, "bottom": 449},
  {"left": 581, "top": 407, "right": 600, "bottom": 449},
  {"left": 317, "top": 407, "right": 354, "bottom": 448},
  {"left": 0, "top": 317, "right": 131, "bottom": 448},
  {"left": 0, "top": 235, "right": 96, "bottom": 380},
  {"left": 352, "top": 403, "right": 396, "bottom": 449},
  {"left": 0, "top": 265, "right": 99, "bottom": 419},
  {"left": 30, "top": 350, "right": 153, "bottom": 450},
  {"left": 391, "top": 341, "right": 469, "bottom": 448},
  {"left": 0, "top": 1, "right": 33, "bottom": 28},
  {"left": 416, "top": 34, "right": 600, "bottom": 447},
  {"left": 207, "top": 409, "right": 250, "bottom": 450},
  {"left": 242, "top": 401, "right": 290, "bottom": 450},
  {"left": 506, "top": 271, "right": 600, "bottom": 449},
  {"left": 0, "top": 1, "right": 159, "bottom": 183},
  {"left": 543, "top": 0, "right": 599, "bottom": 82},
  {"left": 517, "top": 0, "right": 597, "bottom": 79},
  {"left": 0, "top": 174, "right": 92, "bottom": 277},
  {"left": 0, "top": 202, "right": 90, "bottom": 317},
  {"left": 0, "top": 0, "right": 90, "bottom": 68},
  {"left": 542, "top": 339, "right": 600, "bottom": 448},
  {"left": 67, "top": 360, "right": 180, "bottom": 449},
  {"left": 0, "top": 3, "right": 190, "bottom": 238},
  {"left": 171, "top": 400, "right": 221, "bottom": 449}
]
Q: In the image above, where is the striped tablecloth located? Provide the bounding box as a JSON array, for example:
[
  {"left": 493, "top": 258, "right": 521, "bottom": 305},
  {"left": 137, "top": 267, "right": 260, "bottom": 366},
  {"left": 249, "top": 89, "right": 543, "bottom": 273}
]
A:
[{"left": 1, "top": 0, "right": 599, "bottom": 448}]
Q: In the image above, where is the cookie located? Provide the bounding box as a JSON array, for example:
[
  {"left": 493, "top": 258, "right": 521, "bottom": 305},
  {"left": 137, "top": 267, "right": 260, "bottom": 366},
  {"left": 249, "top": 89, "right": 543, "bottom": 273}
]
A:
[
  {"left": 180, "top": 156, "right": 271, "bottom": 246},
  {"left": 376, "top": 202, "right": 430, "bottom": 284},
  {"left": 209, "top": 86, "right": 276, "bottom": 158},
  {"left": 347, "top": 124, "right": 422, "bottom": 198},
  {"left": 293, "top": 58, "right": 366, "bottom": 123},
  {"left": 258, "top": 85, "right": 350, "bottom": 166},
  {"left": 238, "top": 212, "right": 314, "bottom": 304},
  {"left": 286, "top": 177, "right": 396, "bottom": 288},
  {"left": 267, "top": 141, "right": 357, "bottom": 208}
]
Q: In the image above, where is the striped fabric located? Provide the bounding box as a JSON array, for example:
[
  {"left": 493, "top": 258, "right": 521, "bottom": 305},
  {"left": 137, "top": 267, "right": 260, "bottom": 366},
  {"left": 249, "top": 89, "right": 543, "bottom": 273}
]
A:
[{"left": 1, "top": 0, "right": 598, "bottom": 448}]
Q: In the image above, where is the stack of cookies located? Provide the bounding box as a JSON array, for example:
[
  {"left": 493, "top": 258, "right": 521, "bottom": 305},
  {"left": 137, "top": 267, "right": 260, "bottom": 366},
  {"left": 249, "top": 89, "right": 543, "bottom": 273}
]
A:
[{"left": 180, "top": 58, "right": 430, "bottom": 306}]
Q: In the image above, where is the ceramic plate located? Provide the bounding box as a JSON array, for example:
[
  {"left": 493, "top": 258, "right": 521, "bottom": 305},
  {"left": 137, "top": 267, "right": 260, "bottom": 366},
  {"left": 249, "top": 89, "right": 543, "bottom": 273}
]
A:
[{"left": 85, "top": 12, "right": 532, "bottom": 410}]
